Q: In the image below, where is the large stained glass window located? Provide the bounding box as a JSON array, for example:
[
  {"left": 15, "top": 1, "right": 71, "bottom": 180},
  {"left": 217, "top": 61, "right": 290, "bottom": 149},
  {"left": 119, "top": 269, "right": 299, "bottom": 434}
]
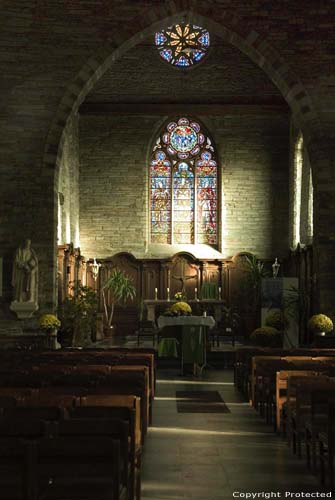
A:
[
  {"left": 155, "top": 23, "right": 210, "bottom": 68},
  {"left": 150, "top": 118, "right": 218, "bottom": 245}
]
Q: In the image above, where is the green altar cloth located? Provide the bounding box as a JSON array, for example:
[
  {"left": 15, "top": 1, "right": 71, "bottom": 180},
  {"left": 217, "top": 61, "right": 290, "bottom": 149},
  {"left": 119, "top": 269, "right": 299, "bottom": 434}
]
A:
[
  {"left": 181, "top": 325, "right": 205, "bottom": 364},
  {"left": 157, "top": 316, "right": 215, "bottom": 367},
  {"left": 158, "top": 337, "right": 179, "bottom": 358}
]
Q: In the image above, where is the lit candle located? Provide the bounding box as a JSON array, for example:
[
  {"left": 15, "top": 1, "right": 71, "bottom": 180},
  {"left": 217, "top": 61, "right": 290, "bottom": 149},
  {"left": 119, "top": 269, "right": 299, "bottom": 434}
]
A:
[
  {"left": 218, "top": 287, "right": 222, "bottom": 299},
  {"left": 154, "top": 287, "right": 158, "bottom": 300},
  {"left": 195, "top": 287, "right": 198, "bottom": 300},
  {"left": 167, "top": 287, "right": 170, "bottom": 301}
]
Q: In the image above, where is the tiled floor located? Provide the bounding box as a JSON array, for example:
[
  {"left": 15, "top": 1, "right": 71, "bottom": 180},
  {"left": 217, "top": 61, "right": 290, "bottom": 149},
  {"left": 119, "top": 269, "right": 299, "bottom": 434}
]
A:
[{"left": 141, "top": 368, "right": 328, "bottom": 500}]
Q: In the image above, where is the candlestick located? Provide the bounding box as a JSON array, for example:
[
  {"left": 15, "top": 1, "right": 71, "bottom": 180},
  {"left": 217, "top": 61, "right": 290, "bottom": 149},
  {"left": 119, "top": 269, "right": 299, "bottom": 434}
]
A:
[{"left": 154, "top": 287, "right": 158, "bottom": 301}]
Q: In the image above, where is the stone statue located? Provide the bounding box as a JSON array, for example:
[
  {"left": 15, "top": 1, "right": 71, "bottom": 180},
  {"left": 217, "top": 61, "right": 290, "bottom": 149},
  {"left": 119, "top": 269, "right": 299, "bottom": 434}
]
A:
[
  {"left": 272, "top": 257, "right": 280, "bottom": 279},
  {"left": 12, "top": 239, "right": 38, "bottom": 303}
]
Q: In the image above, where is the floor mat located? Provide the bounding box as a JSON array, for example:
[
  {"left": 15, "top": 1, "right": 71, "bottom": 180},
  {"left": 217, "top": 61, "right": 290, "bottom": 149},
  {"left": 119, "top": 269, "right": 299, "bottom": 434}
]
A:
[{"left": 176, "top": 390, "right": 230, "bottom": 413}]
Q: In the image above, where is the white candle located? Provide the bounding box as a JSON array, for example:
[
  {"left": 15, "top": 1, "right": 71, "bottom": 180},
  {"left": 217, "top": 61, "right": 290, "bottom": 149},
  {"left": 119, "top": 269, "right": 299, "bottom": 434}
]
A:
[
  {"left": 195, "top": 287, "right": 197, "bottom": 293},
  {"left": 218, "top": 287, "right": 221, "bottom": 297},
  {"left": 167, "top": 288, "right": 169, "bottom": 293},
  {"left": 155, "top": 288, "right": 158, "bottom": 293}
]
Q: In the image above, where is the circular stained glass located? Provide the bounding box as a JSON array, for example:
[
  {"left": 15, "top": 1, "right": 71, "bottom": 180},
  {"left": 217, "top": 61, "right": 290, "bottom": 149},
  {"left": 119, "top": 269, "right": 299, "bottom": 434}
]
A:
[
  {"left": 155, "top": 23, "right": 210, "bottom": 68},
  {"left": 170, "top": 125, "right": 198, "bottom": 153}
]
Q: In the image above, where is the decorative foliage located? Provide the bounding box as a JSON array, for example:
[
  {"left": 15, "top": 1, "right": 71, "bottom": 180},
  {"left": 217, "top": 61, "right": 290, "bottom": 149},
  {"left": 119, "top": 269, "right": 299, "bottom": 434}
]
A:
[
  {"left": 243, "top": 254, "right": 269, "bottom": 290},
  {"left": 265, "top": 310, "right": 289, "bottom": 331},
  {"left": 175, "top": 291, "right": 187, "bottom": 301},
  {"left": 150, "top": 117, "right": 217, "bottom": 245},
  {"left": 307, "top": 314, "right": 333, "bottom": 334},
  {"left": 39, "top": 314, "right": 61, "bottom": 331},
  {"left": 102, "top": 269, "right": 136, "bottom": 328},
  {"left": 155, "top": 23, "right": 210, "bottom": 68},
  {"left": 165, "top": 301, "right": 192, "bottom": 316},
  {"left": 222, "top": 306, "right": 240, "bottom": 329},
  {"left": 250, "top": 326, "right": 282, "bottom": 347},
  {"left": 61, "top": 285, "right": 98, "bottom": 347}
]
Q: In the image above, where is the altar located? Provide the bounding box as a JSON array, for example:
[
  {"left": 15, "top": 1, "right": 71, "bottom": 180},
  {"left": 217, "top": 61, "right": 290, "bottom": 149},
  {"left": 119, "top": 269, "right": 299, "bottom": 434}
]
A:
[
  {"left": 145, "top": 300, "right": 224, "bottom": 324},
  {"left": 157, "top": 315, "right": 215, "bottom": 373}
]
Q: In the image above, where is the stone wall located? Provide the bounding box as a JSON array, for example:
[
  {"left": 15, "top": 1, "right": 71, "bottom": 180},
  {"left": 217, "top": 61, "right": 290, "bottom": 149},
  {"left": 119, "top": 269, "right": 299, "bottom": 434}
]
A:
[
  {"left": 79, "top": 112, "right": 289, "bottom": 260},
  {"left": 58, "top": 114, "right": 80, "bottom": 247},
  {"left": 1, "top": 1, "right": 335, "bottom": 313}
]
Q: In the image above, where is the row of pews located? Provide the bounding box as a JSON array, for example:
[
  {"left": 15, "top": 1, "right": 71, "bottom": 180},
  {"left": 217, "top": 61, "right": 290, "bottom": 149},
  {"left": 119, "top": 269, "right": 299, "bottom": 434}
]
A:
[
  {"left": 235, "top": 347, "right": 335, "bottom": 489},
  {"left": 0, "top": 347, "right": 157, "bottom": 500}
]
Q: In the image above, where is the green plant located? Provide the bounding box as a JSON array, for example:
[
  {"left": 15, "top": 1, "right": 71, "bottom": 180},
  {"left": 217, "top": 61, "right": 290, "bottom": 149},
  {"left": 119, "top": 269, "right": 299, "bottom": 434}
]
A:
[
  {"left": 222, "top": 306, "right": 240, "bottom": 329},
  {"left": 250, "top": 326, "right": 282, "bottom": 347},
  {"left": 307, "top": 314, "right": 333, "bottom": 334},
  {"left": 102, "top": 269, "right": 136, "bottom": 328},
  {"left": 61, "top": 284, "right": 98, "bottom": 347},
  {"left": 165, "top": 301, "right": 192, "bottom": 316},
  {"left": 265, "top": 310, "right": 289, "bottom": 331},
  {"left": 175, "top": 291, "right": 187, "bottom": 301},
  {"left": 283, "top": 285, "right": 307, "bottom": 324},
  {"left": 39, "top": 314, "right": 61, "bottom": 331},
  {"left": 243, "top": 254, "right": 269, "bottom": 290}
]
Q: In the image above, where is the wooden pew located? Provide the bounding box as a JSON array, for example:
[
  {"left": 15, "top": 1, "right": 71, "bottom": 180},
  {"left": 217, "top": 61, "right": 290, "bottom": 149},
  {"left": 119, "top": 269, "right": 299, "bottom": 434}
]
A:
[
  {"left": 72, "top": 396, "right": 142, "bottom": 500},
  {"left": 318, "top": 397, "right": 335, "bottom": 490},
  {"left": 0, "top": 438, "right": 35, "bottom": 500},
  {"left": 36, "top": 436, "right": 126, "bottom": 500},
  {"left": 275, "top": 370, "right": 322, "bottom": 433},
  {"left": 54, "top": 418, "right": 131, "bottom": 499},
  {"left": 251, "top": 356, "right": 335, "bottom": 412},
  {"left": 286, "top": 377, "right": 335, "bottom": 462}
]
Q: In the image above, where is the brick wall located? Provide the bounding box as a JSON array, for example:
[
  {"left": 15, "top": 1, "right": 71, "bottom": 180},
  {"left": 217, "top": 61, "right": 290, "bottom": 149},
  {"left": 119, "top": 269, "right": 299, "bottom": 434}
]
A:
[
  {"left": 58, "top": 113, "right": 80, "bottom": 247},
  {"left": 1, "top": 0, "right": 335, "bottom": 312},
  {"left": 79, "top": 112, "right": 289, "bottom": 260}
]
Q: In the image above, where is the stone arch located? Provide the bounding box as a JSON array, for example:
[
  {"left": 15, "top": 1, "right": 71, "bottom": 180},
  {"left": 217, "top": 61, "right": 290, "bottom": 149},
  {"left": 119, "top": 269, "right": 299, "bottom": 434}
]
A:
[
  {"left": 44, "top": 4, "right": 319, "bottom": 176},
  {"left": 45, "top": 2, "right": 321, "bottom": 306}
]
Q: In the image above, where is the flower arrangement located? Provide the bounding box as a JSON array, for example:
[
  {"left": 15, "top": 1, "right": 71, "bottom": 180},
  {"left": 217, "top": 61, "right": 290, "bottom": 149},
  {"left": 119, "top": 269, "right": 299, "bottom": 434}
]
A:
[
  {"left": 175, "top": 291, "right": 187, "bottom": 301},
  {"left": 39, "top": 314, "right": 61, "bottom": 332},
  {"left": 164, "top": 301, "right": 192, "bottom": 316},
  {"left": 250, "top": 326, "right": 282, "bottom": 347},
  {"left": 307, "top": 314, "right": 333, "bottom": 334},
  {"left": 265, "top": 310, "right": 289, "bottom": 331}
]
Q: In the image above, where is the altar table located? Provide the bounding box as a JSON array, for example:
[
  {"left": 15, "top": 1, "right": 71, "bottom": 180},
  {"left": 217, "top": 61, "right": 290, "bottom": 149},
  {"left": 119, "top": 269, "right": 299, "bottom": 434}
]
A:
[{"left": 157, "top": 315, "right": 215, "bottom": 371}]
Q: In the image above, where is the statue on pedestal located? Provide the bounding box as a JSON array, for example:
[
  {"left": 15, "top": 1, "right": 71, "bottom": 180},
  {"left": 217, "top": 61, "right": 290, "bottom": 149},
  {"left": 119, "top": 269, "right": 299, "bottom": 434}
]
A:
[{"left": 10, "top": 239, "right": 39, "bottom": 319}]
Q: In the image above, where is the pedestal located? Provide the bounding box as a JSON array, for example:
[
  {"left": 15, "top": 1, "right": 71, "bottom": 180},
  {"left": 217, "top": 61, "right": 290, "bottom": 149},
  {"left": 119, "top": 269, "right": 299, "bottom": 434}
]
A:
[
  {"left": 261, "top": 277, "right": 299, "bottom": 347},
  {"left": 10, "top": 300, "right": 38, "bottom": 319}
]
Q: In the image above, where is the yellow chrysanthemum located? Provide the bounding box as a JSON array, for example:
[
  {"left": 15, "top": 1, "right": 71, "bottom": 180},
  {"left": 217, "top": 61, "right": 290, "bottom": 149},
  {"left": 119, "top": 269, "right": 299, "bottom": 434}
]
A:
[{"left": 39, "top": 314, "right": 61, "bottom": 331}]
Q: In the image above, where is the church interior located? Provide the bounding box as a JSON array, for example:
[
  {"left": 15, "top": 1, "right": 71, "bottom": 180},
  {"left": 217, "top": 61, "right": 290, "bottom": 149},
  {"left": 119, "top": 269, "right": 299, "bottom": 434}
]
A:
[{"left": 1, "top": 1, "right": 335, "bottom": 498}]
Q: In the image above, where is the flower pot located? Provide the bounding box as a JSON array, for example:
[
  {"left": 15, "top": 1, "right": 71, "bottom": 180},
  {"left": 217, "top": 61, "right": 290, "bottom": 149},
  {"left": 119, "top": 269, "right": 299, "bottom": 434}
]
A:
[
  {"left": 104, "top": 325, "right": 116, "bottom": 338},
  {"left": 45, "top": 328, "right": 60, "bottom": 350}
]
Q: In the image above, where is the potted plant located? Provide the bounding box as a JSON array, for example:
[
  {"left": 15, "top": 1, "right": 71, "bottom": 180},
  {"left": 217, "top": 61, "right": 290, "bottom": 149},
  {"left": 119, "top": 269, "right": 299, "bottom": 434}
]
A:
[
  {"left": 164, "top": 301, "right": 192, "bottom": 317},
  {"left": 60, "top": 284, "right": 98, "bottom": 347},
  {"left": 250, "top": 326, "right": 282, "bottom": 347},
  {"left": 39, "top": 314, "right": 61, "bottom": 349},
  {"left": 308, "top": 314, "right": 333, "bottom": 337},
  {"left": 102, "top": 268, "right": 136, "bottom": 334},
  {"left": 264, "top": 310, "right": 289, "bottom": 331}
]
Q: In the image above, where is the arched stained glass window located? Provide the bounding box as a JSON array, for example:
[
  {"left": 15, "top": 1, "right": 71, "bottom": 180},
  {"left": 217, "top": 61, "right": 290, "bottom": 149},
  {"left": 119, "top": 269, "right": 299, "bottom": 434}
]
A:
[
  {"left": 150, "top": 118, "right": 218, "bottom": 245},
  {"left": 155, "top": 23, "right": 210, "bottom": 68}
]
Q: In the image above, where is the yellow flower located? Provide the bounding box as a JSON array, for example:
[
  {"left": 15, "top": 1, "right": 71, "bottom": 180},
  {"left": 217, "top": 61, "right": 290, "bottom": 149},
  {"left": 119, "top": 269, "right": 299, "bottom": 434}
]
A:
[
  {"left": 174, "top": 291, "right": 187, "bottom": 301},
  {"left": 308, "top": 314, "right": 333, "bottom": 334},
  {"left": 39, "top": 314, "right": 61, "bottom": 331},
  {"left": 169, "top": 301, "right": 192, "bottom": 316}
]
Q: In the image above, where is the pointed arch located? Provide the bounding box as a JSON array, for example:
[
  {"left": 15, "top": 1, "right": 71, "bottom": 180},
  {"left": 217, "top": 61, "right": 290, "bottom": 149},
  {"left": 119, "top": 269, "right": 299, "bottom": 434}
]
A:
[{"left": 150, "top": 117, "right": 218, "bottom": 246}]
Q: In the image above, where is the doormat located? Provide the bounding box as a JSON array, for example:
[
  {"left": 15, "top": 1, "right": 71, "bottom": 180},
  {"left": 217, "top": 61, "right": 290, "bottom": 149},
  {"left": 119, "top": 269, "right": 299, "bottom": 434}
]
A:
[{"left": 176, "top": 390, "right": 230, "bottom": 413}]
